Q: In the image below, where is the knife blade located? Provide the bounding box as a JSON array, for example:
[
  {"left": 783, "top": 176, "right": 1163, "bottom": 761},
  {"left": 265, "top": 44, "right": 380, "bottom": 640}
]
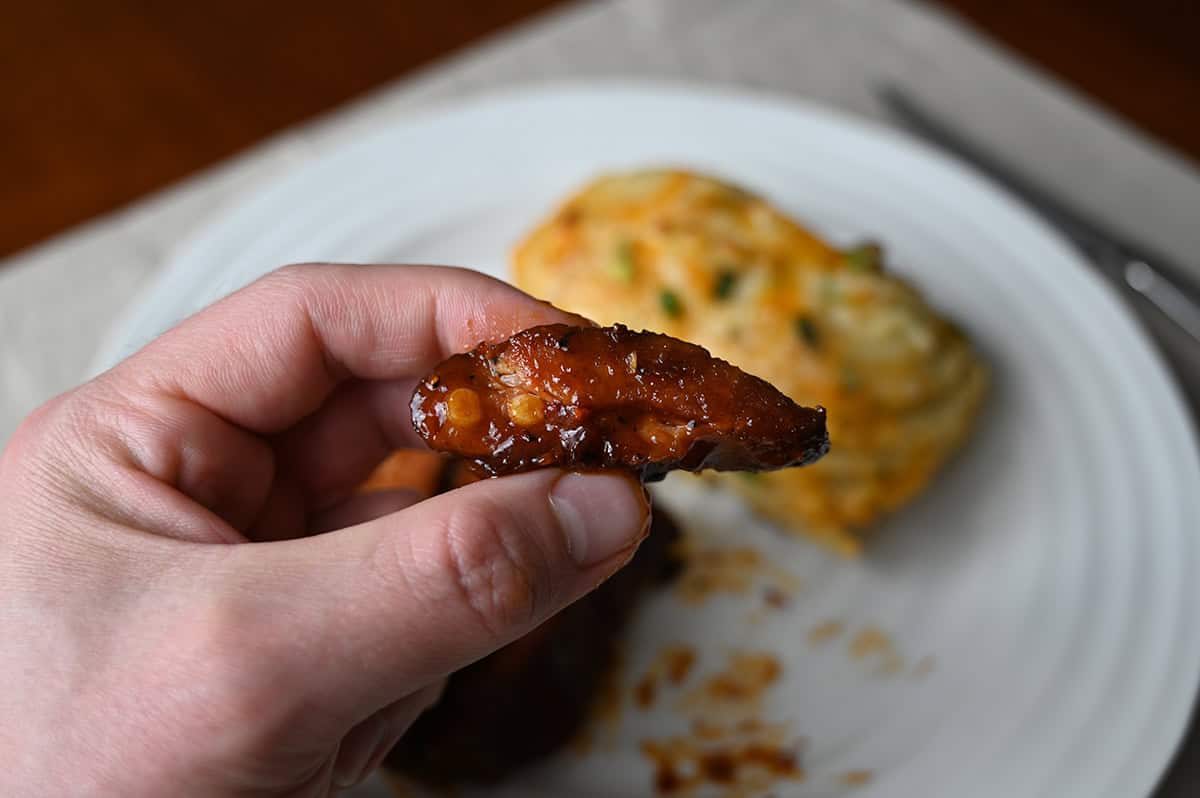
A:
[{"left": 877, "top": 84, "right": 1200, "bottom": 345}]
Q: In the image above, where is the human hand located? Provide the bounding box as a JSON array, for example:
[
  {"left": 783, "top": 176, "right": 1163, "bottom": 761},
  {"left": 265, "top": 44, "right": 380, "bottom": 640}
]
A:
[{"left": 0, "top": 264, "right": 649, "bottom": 797}]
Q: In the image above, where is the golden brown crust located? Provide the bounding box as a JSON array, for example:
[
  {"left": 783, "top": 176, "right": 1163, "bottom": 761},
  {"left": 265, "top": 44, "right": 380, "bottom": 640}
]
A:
[{"left": 513, "top": 170, "right": 987, "bottom": 553}]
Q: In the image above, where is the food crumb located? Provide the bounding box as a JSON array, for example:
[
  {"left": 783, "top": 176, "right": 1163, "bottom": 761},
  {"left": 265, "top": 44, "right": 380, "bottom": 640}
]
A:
[
  {"left": 736, "top": 718, "right": 766, "bottom": 734},
  {"left": 673, "top": 542, "right": 763, "bottom": 603},
  {"left": 645, "top": 649, "right": 798, "bottom": 795},
  {"left": 875, "top": 653, "right": 906, "bottom": 677},
  {"left": 849, "top": 626, "right": 891, "bottom": 659},
  {"left": 634, "top": 673, "right": 658, "bottom": 709},
  {"left": 849, "top": 626, "right": 906, "bottom": 677},
  {"left": 689, "top": 652, "right": 781, "bottom": 709},
  {"left": 641, "top": 733, "right": 804, "bottom": 795},
  {"left": 763, "top": 564, "right": 802, "bottom": 593},
  {"left": 679, "top": 653, "right": 783, "bottom": 730},
  {"left": 842, "top": 769, "right": 874, "bottom": 786},
  {"left": 671, "top": 535, "right": 801, "bottom": 608},
  {"left": 654, "top": 764, "right": 683, "bottom": 794},
  {"left": 912, "top": 655, "right": 936, "bottom": 679},
  {"left": 700, "top": 751, "right": 738, "bottom": 783},
  {"left": 807, "top": 620, "right": 845, "bottom": 645},
  {"left": 763, "top": 586, "right": 790, "bottom": 609},
  {"left": 636, "top": 644, "right": 699, "bottom": 710},
  {"left": 665, "top": 646, "right": 698, "bottom": 685},
  {"left": 692, "top": 719, "right": 729, "bottom": 740}
]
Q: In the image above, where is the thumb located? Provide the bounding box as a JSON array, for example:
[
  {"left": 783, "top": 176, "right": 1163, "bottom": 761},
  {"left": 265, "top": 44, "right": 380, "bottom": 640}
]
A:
[{"left": 218, "top": 468, "right": 649, "bottom": 723}]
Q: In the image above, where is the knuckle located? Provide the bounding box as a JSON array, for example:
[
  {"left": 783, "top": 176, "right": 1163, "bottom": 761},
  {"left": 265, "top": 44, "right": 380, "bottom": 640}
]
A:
[
  {"left": 259, "top": 262, "right": 339, "bottom": 303},
  {"left": 252, "top": 264, "right": 323, "bottom": 311},
  {"left": 435, "top": 501, "right": 554, "bottom": 639},
  {"left": 7, "top": 393, "right": 70, "bottom": 453},
  {"left": 268, "top": 261, "right": 324, "bottom": 283},
  {"left": 2, "top": 392, "right": 103, "bottom": 495}
]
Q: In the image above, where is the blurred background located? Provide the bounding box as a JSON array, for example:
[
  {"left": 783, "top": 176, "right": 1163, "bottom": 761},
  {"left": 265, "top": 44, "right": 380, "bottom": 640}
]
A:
[{"left": 3, "top": 0, "right": 1198, "bottom": 260}]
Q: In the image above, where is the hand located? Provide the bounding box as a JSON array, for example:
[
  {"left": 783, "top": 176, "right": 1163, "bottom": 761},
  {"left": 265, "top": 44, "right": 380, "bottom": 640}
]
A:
[{"left": 0, "top": 264, "right": 649, "bottom": 797}]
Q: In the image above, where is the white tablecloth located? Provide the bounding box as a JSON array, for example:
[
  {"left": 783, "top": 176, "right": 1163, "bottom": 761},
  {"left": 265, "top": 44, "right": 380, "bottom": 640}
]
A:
[{"left": 3, "top": 1, "right": 1198, "bottom": 793}]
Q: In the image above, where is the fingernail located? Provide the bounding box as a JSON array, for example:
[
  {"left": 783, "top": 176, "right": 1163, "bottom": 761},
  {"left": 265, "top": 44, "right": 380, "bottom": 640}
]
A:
[{"left": 549, "top": 472, "right": 648, "bottom": 568}]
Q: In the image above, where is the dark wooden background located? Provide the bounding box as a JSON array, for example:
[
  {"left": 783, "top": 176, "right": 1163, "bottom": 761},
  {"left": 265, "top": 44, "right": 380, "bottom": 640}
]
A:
[{"left": 2, "top": 0, "right": 1197, "bottom": 261}]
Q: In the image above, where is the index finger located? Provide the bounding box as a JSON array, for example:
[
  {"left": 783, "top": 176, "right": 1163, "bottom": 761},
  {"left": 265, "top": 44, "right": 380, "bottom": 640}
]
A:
[{"left": 109, "top": 263, "right": 584, "bottom": 434}]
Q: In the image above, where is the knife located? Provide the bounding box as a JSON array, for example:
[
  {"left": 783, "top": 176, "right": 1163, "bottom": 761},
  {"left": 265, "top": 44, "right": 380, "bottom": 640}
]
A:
[{"left": 877, "top": 85, "right": 1200, "bottom": 344}]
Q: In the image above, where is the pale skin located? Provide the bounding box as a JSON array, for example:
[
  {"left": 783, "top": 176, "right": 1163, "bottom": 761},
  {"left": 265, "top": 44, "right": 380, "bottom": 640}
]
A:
[{"left": 0, "top": 264, "right": 649, "bottom": 797}]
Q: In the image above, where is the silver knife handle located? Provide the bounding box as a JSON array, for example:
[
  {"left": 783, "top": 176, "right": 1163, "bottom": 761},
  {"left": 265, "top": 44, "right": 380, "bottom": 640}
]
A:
[{"left": 1124, "top": 260, "right": 1200, "bottom": 343}]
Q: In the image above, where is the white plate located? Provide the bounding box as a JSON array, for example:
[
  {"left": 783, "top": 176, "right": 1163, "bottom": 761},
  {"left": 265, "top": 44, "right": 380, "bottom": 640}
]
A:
[{"left": 95, "top": 83, "right": 1200, "bottom": 798}]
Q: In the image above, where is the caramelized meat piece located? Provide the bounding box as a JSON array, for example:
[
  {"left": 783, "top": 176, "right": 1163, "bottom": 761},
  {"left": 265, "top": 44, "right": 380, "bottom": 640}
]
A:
[
  {"left": 411, "top": 324, "right": 829, "bottom": 482},
  {"left": 385, "top": 509, "right": 682, "bottom": 785}
]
